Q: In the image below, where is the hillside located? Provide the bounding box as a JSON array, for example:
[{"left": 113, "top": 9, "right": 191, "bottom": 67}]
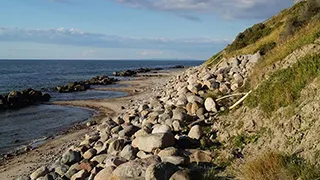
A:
[{"left": 203, "top": 0, "right": 320, "bottom": 179}]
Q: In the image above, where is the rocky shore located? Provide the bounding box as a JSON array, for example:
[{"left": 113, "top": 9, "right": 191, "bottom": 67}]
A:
[
  {"left": 0, "top": 53, "right": 262, "bottom": 180},
  {"left": 0, "top": 89, "right": 51, "bottom": 110},
  {"left": 55, "top": 76, "right": 118, "bottom": 93},
  {"left": 113, "top": 65, "right": 184, "bottom": 77}
]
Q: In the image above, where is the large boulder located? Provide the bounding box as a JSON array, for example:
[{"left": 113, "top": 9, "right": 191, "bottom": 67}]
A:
[
  {"left": 94, "top": 166, "right": 115, "bottom": 180},
  {"left": 132, "top": 133, "right": 175, "bottom": 152},
  {"left": 111, "top": 156, "right": 160, "bottom": 179},
  {"left": 145, "top": 162, "right": 179, "bottom": 180}
]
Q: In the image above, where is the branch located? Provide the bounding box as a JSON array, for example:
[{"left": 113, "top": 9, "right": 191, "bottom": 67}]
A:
[
  {"left": 216, "top": 92, "right": 248, "bottom": 102},
  {"left": 229, "top": 91, "right": 252, "bottom": 110}
]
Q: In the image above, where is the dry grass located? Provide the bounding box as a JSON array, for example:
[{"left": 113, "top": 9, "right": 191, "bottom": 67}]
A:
[
  {"left": 237, "top": 151, "right": 320, "bottom": 180},
  {"left": 237, "top": 152, "right": 294, "bottom": 180}
]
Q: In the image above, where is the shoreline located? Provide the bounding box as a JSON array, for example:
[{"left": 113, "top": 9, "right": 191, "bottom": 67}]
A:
[{"left": 0, "top": 69, "right": 179, "bottom": 180}]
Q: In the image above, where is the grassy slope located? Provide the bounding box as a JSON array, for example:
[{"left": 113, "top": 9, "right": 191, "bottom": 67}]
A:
[{"left": 206, "top": 1, "right": 320, "bottom": 114}]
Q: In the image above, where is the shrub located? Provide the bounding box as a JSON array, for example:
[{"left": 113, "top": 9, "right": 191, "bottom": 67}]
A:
[
  {"left": 227, "top": 23, "right": 272, "bottom": 53},
  {"left": 237, "top": 152, "right": 320, "bottom": 180},
  {"left": 258, "top": 42, "right": 277, "bottom": 55},
  {"left": 246, "top": 54, "right": 320, "bottom": 114}
]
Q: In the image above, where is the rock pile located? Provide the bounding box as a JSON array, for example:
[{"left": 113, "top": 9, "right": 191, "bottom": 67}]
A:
[
  {"left": 55, "top": 76, "right": 118, "bottom": 93},
  {"left": 113, "top": 65, "right": 185, "bottom": 77},
  {"left": 24, "top": 53, "right": 260, "bottom": 179},
  {"left": 0, "top": 89, "right": 51, "bottom": 110}
]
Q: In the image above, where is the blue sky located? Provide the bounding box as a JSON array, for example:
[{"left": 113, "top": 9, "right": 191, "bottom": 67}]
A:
[{"left": 0, "top": 0, "right": 294, "bottom": 60}]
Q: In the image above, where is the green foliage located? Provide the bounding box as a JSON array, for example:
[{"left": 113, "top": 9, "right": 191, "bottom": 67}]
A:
[
  {"left": 284, "top": 154, "right": 320, "bottom": 180},
  {"left": 258, "top": 42, "right": 277, "bottom": 55},
  {"left": 281, "top": 0, "right": 320, "bottom": 39},
  {"left": 226, "top": 23, "right": 272, "bottom": 53},
  {"left": 246, "top": 54, "right": 320, "bottom": 114},
  {"left": 233, "top": 134, "right": 259, "bottom": 149}
]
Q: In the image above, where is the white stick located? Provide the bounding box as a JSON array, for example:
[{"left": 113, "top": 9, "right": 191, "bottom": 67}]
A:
[
  {"left": 216, "top": 92, "right": 248, "bottom": 102},
  {"left": 229, "top": 90, "right": 252, "bottom": 110}
]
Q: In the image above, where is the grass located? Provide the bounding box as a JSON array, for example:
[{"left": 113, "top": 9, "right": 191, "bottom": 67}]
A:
[
  {"left": 245, "top": 54, "right": 320, "bottom": 114},
  {"left": 206, "top": 50, "right": 224, "bottom": 67},
  {"left": 237, "top": 151, "right": 320, "bottom": 180}
]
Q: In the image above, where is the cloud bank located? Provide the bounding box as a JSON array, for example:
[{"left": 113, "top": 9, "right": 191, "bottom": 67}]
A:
[
  {"left": 0, "top": 27, "right": 229, "bottom": 52},
  {"left": 113, "top": 0, "right": 294, "bottom": 19}
]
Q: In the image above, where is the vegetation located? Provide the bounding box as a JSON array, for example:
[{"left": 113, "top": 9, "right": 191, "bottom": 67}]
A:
[
  {"left": 226, "top": 23, "right": 272, "bottom": 53},
  {"left": 206, "top": 50, "right": 223, "bottom": 67},
  {"left": 237, "top": 152, "right": 320, "bottom": 180},
  {"left": 245, "top": 54, "right": 320, "bottom": 114}
]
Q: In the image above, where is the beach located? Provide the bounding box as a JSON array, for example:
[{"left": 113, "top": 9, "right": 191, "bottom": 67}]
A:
[{"left": 0, "top": 70, "right": 179, "bottom": 180}]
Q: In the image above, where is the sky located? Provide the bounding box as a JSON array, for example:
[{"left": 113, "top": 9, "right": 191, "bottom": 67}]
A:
[{"left": 0, "top": 0, "right": 295, "bottom": 60}]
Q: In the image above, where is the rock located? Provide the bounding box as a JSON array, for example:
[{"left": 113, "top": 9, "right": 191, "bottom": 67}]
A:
[
  {"left": 132, "top": 133, "right": 175, "bottom": 152},
  {"left": 119, "top": 145, "right": 137, "bottom": 160},
  {"left": 157, "top": 147, "right": 178, "bottom": 158},
  {"left": 204, "top": 98, "right": 217, "bottom": 113},
  {"left": 190, "top": 102, "right": 200, "bottom": 115},
  {"left": 111, "top": 156, "right": 160, "bottom": 179},
  {"left": 187, "top": 83, "right": 201, "bottom": 94},
  {"left": 55, "top": 164, "right": 70, "bottom": 176},
  {"left": 64, "top": 164, "right": 80, "bottom": 179},
  {"left": 71, "top": 170, "right": 88, "bottom": 180},
  {"left": 78, "top": 161, "right": 95, "bottom": 172},
  {"left": 107, "top": 139, "right": 126, "bottom": 155},
  {"left": 104, "top": 156, "right": 127, "bottom": 167},
  {"left": 233, "top": 73, "right": 244, "bottom": 85},
  {"left": 134, "top": 129, "right": 150, "bottom": 137},
  {"left": 94, "top": 166, "right": 115, "bottom": 180},
  {"left": 36, "top": 174, "right": 54, "bottom": 180},
  {"left": 161, "top": 156, "right": 185, "bottom": 165},
  {"left": 137, "top": 151, "right": 153, "bottom": 159},
  {"left": 118, "top": 125, "right": 139, "bottom": 137},
  {"left": 169, "top": 170, "right": 192, "bottom": 180},
  {"left": 172, "top": 121, "right": 183, "bottom": 132},
  {"left": 176, "top": 136, "right": 200, "bottom": 149},
  {"left": 61, "top": 150, "right": 81, "bottom": 165},
  {"left": 189, "top": 150, "right": 212, "bottom": 164},
  {"left": 138, "top": 104, "right": 149, "bottom": 112},
  {"left": 188, "top": 125, "right": 203, "bottom": 140},
  {"left": 113, "top": 116, "right": 124, "bottom": 125},
  {"left": 30, "top": 166, "right": 49, "bottom": 180},
  {"left": 91, "top": 154, "right": 109, "bottom": 164},
  {"left": 172, "top": 108, "right": 187, "bottom": 121},
  {"left": 83, "top": 149, "right": 97, "bottom": 160},
  {"left": 186, "top": 95, "right": 203, "bottom": 104},
  {"left": 152, "top": 124, "right": 171, "bottom": 134},
  {"left": 145, "top": 162, "right": 179, "bottom": 180},
  {"left": 17, "top": 176, "right": 30, "bottom": 180}
]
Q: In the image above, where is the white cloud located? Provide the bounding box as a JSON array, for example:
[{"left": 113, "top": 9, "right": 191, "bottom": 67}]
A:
[
  {"left": 139, "top": 49, "right": 164, "bottom": 56},
  {"left": 113, "top": 0, "right": 295, "bottom": 19},
  {"left": 0, "top": 27, "right": 229, "bottom": 52}
]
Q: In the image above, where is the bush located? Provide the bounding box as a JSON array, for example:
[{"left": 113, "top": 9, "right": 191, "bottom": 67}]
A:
[
  {"left": 227, "top": 23, "right": 272, "bottom": 52},
  {"left": 258, "top": 42, "right": 277, "bottom": 55},
  {"left": 245, "top": 54, "right": 320, "bottom": 114}
]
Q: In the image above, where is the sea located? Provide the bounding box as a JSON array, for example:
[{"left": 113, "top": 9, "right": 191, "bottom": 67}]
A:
[{"left": 0, "top": 60, "right": 203, "bottom": 154}]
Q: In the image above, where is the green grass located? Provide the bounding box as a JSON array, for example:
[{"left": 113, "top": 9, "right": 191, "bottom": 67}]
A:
[
  {"left": 245, "top": 54, "right": 320, "bottom": 114},
  {"left": 206, "top": 50, "right": 223, "bottom": 67}
]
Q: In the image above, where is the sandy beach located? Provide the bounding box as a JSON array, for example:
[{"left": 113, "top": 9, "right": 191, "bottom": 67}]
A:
[{"left": 0, "top": 70, "right": 179, "bottom": 180}]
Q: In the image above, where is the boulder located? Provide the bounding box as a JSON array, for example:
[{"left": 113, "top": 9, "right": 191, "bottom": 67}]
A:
[
  {"left": 107, "top": 139, "right": 126, "bottom": 155},
  {"left": 152, "top": 124, "right": 172, "bottom": 134},
  {"left": 186, "top": 95, "right": 203, "bottom": 104},
  {"left": 94, "top": 166, "right": 115, "bottom": 180},
  {"left": 30, "top": 166, "right": 49, "bottom": 180},
  {"left": 70, "top": 170, "right": 88, "bottom": 180},
  {"left": 55, "top": 164, "right": 69, "bottom": 176},
  {"left": 111, "top": 156, "right": 160, "bottom": 179},
  {"left": 91, "top": 154, "right": 109, "bottom": 164},
  {"left": 157, "top": 147, "right": 178, "bottom": 158},
  {"left": 60, "top": 150, "right": 81, "bottom": 165},
  {"left": 145, "top": 162, "right": 179, "bottom": 180},
  {"left": 161, "top": 156, "right": 185, "bottom": 165},
  {"left": 172, "top": 108, "right": 187, "bottom": 121},
  {"left": 119, "top": 145, "right": 136, "bottom": 160},
  {"left": 188, "top": 125, "right": 203, "bottom": 140},
  {"left": 169, "top": 170, "right": 192, "bottom": 180},
  {"left": 83, "top": 149, "right": 97, "bottom": 160},
  {"left": 132, "top": 133, "right": 175, "bottom": 152},
  {"left": 204, "top": 98, "right": 217, "bottom": 113},
  {"left": 104, "top": 156, "right": 127, "bottom": 167}
]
